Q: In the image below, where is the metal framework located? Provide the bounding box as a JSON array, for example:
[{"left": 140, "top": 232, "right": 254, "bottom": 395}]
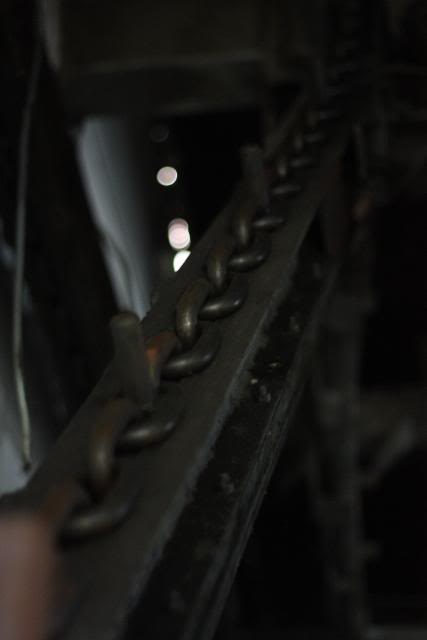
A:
[{"left": 2, "top": 2, "right": 374, "bottom": 638}]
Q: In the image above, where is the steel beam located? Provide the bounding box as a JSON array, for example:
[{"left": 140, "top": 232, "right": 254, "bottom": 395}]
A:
[
  {"left": 125, "top": 245, "right": 338, "bottom": 640},
  {"left": 5, "top": 102, "right": 359, "bottom": 640}
]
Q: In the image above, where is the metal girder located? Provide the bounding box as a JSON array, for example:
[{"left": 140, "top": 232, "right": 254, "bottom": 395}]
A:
[
  {"left": 5, "top": 103, "right": 359, "bottom": 639},
  {"left": 3, "top": 3, "right": 370, "bottom": 624},
  {"left": 124, "top": 245, "right": 338, "bottom": 640}
]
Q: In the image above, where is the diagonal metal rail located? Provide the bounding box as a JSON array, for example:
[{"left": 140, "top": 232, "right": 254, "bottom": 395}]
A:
[
  {"left": 125, "top": 242, "right": 339, "bottom": 640},
  {"left": 3, "top": 5, "right": 369, "bottom": 634},
  {"left": 12, "top": 107, "right": 360, "bottom": 640}
]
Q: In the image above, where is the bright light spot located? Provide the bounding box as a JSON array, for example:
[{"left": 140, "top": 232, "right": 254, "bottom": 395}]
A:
[
  {"left": 168, "top": 218, "right": 190, "bottom": 250},
  {"left": 173, "top": 250, "right": 191, "bottom": 272},
  {"left": 156, "top": 166, "right": 177, "bottom": 187}
]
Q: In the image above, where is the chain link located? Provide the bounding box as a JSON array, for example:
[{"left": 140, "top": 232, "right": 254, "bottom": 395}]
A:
[
  {"left": 162, "top": 323, "right": 221, "bottom": 379},
  {"left": 199, "top": 275, "right": 247, "bottom": 320},
  {"left": 175, "top": 277, "right": 213, "bottom": 348}
]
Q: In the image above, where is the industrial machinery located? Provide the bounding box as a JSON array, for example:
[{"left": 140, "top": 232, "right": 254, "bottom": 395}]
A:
[{"left": 0, "top": 1, "right": 426, "bottom": 639}]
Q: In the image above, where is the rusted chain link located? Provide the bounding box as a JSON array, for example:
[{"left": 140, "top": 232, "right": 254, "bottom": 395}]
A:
[
  {"left": 12, "top": 0, "right": 366, "bottom": 544},
  {"left": 175, "top": 278, "right": 212, "bottom": 348},
  {"left": 162, "top": 323, "right": 221, "bottom": 379},
  {"left": 200, "top": 275, "right": 247, "bottom": 320}
]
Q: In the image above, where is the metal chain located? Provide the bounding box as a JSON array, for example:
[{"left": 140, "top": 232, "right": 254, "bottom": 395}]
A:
[{"left": 32, "top": 0, "right": 366, "bottom": 544}]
